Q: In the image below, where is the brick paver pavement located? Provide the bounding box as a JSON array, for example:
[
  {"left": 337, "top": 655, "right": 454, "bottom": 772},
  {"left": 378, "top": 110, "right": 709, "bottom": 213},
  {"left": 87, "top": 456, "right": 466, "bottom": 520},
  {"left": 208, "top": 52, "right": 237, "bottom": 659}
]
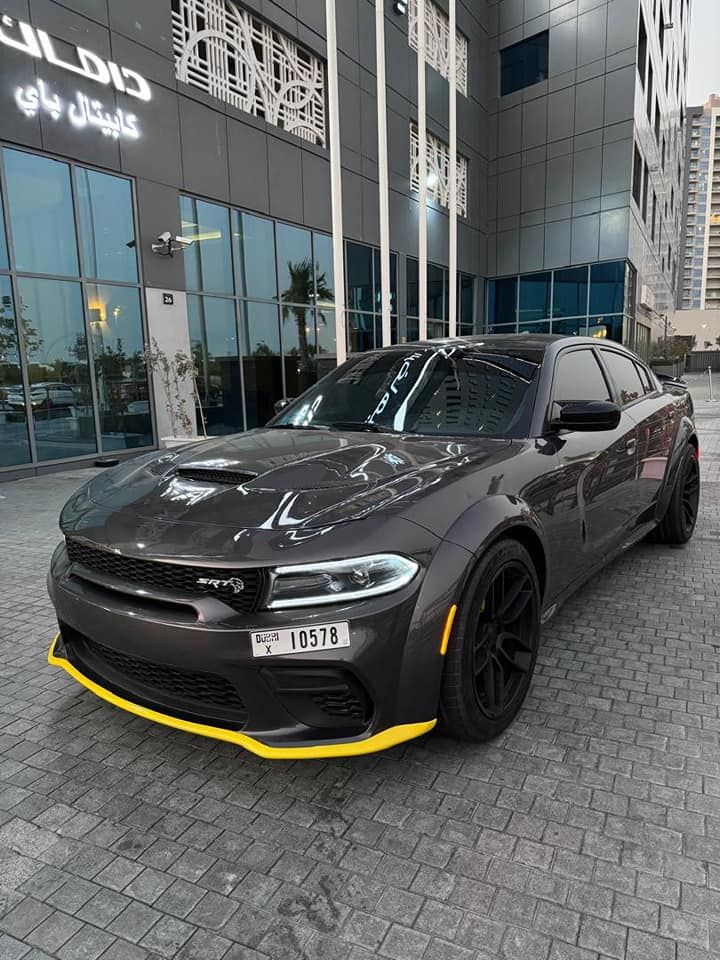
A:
[{"left": 1, "top": 395, "right": 720, "bottom": 960}]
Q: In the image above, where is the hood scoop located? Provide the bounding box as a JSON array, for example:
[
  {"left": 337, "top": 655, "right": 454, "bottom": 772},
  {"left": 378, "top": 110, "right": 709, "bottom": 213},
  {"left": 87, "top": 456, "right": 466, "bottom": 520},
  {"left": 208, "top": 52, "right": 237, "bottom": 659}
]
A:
[{"left": 175, "top": 467, "right": 257, "bottom": 486}]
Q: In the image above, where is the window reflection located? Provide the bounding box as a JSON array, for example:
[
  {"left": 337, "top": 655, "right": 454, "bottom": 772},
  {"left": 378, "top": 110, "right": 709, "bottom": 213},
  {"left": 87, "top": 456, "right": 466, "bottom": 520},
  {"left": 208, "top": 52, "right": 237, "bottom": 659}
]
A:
[
  {"left": 4, "top": 149, "right": 79, "bottom": 277},
  {"left": 232, "top": 212, "right": 276, "bottom": 300},
  {"left": 0, "top": 194, "right": 8, "bottom": 270},
  {"left": 316, "top": 307, "right": 336, "bottom": 379},
  {"left": 188, "top": 295, "right": 243, "bottom": 435},
  {"left": 181, "top": 196, "right": 233, "bottom": 294},
  {"left": 314, "top": 233, "right": 335, "bottom": 305},
  {"left": 17, "top": 278, "right": 97, "bottom": 461},
  {"left": 0, "top": 277, "right": 31, "bottom": 466},
  {"left": 347, "top": 312, "right": 374, "bottom": 353},
  {"left": 552, "top": 267, "right": 588, "bottom": 319},
  {"left": 240, "top": 301, "right": 282, "bottom": 428},
  {"left": 277, "top": 223, "right": 312, "bottom": 305},
  {"left": 590, "top": 262, "right": 625, "bottom": 314},
  {"left": 76, "top": 169, "right": 138, "bottom": 283},
  {"left": 487, "top": 277, "right": 517, "bottom": 331},
  {"left": 346, "top": 242, "right": 373, "bottom": 312},
  {"left": 519, "top": 273, "right": 551, "bottom": 325},
  {"left": 86, "top": 284, "right": 152, "bottom": 449}
]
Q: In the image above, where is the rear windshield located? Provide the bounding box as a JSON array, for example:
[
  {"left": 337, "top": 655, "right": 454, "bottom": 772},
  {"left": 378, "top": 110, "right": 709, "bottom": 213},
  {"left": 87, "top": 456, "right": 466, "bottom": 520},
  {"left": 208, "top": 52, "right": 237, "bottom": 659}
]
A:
[{"left": 274, "top": 347, "right": 540, "bottom": 437}]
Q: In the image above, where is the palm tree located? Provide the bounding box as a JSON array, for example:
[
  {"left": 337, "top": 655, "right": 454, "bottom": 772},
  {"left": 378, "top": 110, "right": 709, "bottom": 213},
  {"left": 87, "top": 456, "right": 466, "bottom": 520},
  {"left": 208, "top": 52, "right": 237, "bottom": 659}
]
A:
[{"left": 280, "top": 258, "right": 333, "bottom": 388}]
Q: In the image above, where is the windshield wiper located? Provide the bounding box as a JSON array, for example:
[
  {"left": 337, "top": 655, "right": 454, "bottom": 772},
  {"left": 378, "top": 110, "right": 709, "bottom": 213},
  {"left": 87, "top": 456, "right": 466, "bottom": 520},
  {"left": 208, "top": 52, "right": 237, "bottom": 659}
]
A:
[
  {"left": 330, "top": 420, "right": 405, "bottom": 434},
  {"left": 269, "top": 422, "right": 328, "bottom": 430}
]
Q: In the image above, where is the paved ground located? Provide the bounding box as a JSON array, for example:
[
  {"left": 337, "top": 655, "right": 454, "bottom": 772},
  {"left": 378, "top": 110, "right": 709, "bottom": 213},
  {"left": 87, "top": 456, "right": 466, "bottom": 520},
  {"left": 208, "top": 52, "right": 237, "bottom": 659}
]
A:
[{"left": 1, "top": 394, "right": 720, "bottom": 960}]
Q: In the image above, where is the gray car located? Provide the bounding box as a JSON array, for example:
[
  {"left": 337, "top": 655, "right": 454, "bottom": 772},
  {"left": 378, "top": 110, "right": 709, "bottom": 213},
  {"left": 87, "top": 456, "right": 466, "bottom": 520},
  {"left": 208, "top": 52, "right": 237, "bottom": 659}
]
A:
[{"left": 47, "top": 335, "right": 699, "bottom": 758}]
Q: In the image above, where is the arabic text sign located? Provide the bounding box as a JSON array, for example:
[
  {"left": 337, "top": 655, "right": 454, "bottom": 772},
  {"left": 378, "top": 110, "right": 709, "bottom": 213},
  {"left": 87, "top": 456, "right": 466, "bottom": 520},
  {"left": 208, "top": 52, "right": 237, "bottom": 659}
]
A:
[
  {"left": 15, "top": 79, "right": 140, "bottom": 140},
  {"left": 0, "top": 14, "right": 151, "bottom": 101}
]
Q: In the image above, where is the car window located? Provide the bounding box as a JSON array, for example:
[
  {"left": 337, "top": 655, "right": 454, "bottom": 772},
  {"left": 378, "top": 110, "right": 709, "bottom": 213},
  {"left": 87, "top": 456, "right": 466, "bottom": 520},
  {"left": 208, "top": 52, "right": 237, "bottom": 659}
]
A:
[
  {"left": 274, "top": 348, "right": 541, "bottom": 438},
  {"left": 552, "top": 349, "right": 611, "bottom": 404},
  {"left": 600, "top": 350, "right": 645, "bottom": 405},
  {"left": 634, "top": 361, "right": 656, "bottom": 394}
]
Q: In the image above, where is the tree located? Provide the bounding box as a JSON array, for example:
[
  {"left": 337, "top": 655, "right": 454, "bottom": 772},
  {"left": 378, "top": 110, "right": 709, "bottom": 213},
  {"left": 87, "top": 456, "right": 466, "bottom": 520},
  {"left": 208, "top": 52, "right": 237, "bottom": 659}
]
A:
[{"left": 280, "top": 259, "right": 333, "bottom": 391}]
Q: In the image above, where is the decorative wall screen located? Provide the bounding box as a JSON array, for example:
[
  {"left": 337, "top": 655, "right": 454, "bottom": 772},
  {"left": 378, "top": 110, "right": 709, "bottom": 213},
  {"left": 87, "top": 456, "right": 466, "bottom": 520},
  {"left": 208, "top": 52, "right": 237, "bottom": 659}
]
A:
[
  {"left": 408, "top": 0, "right": 468, "bottom": 97},
  {"left": 171, "top": 0, "right": 327, "bottom": 146},
  {"left": 410, "top": 123, "right": 468, "bottom": 217}
]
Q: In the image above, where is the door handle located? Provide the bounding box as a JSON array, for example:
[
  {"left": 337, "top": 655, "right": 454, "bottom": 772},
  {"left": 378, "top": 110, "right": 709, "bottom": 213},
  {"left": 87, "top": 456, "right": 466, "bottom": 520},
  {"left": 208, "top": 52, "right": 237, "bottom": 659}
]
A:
[{"left": 626, "top": 439, "right": 637, "bottom": 456}]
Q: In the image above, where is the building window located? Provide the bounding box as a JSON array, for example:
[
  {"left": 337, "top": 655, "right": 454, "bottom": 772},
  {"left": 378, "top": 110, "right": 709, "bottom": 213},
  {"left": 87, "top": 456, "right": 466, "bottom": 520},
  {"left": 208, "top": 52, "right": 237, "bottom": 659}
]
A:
[
  {"left": 651, "top": 192, "right": 657, "bottom": 243},
  {"left": 518, "top": 273, "right": 551, "bottom": 330},
  {"left": 654, "top": 101, "right": 661, "bottom": 142},
  {"left": 646, "top": 59, "right": 654, "bottom": 122},
  {"left": 407, "top": 259, "right": 474, "bottom": 340},
  {"left": 346, "top": 241, "right": 399, "bottom": 350},
  {"left": 408, "top": 0, "right": 468, "bottom": 96},
  {"left": 409, "top": 123, "right": 468, "bottom": 216},
  {"left": 632, "top": 145, "right": 643, "bottom": 207},
  {"left": 499, "top": 31, "right": 549, "bottom": 97},
  {"left": 180, "top": 198, "right": 337, "bottom": 431},
  {"left": 642, "top": 160, "right": 649, "bottom": 221},
  {"left": 637, "top": 10, "right": 647, "bottom": 85},
  {"left": 171, "top": 0, "right": 327, "bottom": 147},
  {"left": 0, "top": 148, "right": 151, "bottom": 471},
  {"left": 487, "top": 261, "right": 632, "bottom": 346}
]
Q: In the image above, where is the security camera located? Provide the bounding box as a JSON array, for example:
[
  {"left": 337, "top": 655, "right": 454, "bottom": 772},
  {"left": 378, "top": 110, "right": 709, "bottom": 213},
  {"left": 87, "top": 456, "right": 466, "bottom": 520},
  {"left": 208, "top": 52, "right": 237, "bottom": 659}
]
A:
[
  {"left": 393, "top": 0, "right": 407, "bottom": 13},
  {"left": 151, "top": 232, "right": 194, "bottom": 257}
]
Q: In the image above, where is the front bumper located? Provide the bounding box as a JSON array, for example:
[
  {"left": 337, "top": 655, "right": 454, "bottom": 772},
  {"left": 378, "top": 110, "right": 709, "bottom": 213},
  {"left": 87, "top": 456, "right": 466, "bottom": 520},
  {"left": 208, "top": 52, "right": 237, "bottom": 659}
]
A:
[
  {"left": 46, "top": 536, "right": 469, "bottom": 758},
  {"left": 48, "top": 635, "right": 435, "bottom": 759}
]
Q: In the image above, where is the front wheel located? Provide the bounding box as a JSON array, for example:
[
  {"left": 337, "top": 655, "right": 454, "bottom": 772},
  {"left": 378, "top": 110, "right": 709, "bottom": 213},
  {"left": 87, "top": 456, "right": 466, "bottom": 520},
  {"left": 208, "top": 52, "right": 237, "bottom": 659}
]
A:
[
  {"left": 654, "top": 444, "right": 700, "bottom": 545},
  {"left": 440, "top": 539, "right": 541, "bottom": 742}
]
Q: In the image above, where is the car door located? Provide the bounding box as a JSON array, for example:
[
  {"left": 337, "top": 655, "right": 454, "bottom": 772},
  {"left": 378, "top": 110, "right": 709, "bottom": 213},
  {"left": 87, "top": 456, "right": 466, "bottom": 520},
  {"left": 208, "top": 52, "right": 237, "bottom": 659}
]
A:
[
  {"left": 620, "top": 357, "right": 674, "bottom": 516},
  {"left": 547, "top": 346, "right": 639, "bottom": 583}
]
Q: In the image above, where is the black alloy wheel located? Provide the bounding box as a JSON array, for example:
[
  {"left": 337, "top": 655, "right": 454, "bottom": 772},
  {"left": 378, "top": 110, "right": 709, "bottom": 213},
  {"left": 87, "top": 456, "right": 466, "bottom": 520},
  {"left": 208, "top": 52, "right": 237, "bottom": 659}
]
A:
[
  {"left": 472, "top": 561, "right": 537, "bottom": 720},
  {"left": 440, "top": 539, "right": 541, "bottom": 741},
  {"left": 654, "top": 443, "right": 700, "bottom": 545},
  {"left": 681, "top": 454, "right": 700, "bottom": 533}
]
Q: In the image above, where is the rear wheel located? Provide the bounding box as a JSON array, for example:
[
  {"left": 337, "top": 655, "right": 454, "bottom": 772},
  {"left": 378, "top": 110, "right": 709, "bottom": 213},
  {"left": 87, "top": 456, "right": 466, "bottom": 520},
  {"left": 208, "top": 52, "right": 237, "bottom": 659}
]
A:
[
  {"left": 654, "top": 444, "right": 700, "bottom": 545},
  {"left": 440, "top": 539, "right": 541, "bottom": 741}
]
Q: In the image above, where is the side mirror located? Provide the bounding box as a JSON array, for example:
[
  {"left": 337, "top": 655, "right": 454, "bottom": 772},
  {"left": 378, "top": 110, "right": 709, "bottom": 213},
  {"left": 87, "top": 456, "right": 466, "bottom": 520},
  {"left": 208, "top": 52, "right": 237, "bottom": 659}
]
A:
[
  {"left": 273, "top": 397, "right": 295, "bottom": 414},
  {"left": 550, "top": 400, "right": 622, "bottom": 432}
]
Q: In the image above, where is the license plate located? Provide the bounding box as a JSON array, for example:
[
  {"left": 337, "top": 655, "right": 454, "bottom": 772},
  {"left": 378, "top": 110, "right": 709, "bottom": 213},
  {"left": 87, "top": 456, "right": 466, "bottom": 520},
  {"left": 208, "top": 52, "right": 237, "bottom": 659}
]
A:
[{"left": 250, "top": 621, "right": 350, "bottom": 658}]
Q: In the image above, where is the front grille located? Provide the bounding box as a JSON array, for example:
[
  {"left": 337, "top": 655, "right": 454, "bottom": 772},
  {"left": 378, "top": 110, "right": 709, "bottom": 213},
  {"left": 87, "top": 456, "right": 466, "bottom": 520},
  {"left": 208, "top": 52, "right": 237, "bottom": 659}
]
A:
[
  {"left": 62, "top": 627, "right": 248, "bottom": 727},
  {"left": 66, "top": 538, "right": 263, "bottom": 613},
  {"left": 175, "top": 468, "right": 257, "bottom": 485}
]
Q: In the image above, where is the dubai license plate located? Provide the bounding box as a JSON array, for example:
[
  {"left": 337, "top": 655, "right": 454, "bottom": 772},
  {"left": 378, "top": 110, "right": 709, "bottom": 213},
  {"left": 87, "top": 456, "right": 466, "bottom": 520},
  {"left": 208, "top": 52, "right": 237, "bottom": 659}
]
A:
[{"left": 250, "top": 621, "right": 351, "bottom": 658}]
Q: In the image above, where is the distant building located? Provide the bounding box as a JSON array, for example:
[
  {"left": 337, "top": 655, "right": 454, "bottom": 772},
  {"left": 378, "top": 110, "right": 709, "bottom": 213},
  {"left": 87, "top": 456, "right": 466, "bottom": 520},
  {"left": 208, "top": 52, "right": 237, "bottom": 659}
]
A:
[{"left": 679, "top": 95, "right": 720, "bottom": 310}]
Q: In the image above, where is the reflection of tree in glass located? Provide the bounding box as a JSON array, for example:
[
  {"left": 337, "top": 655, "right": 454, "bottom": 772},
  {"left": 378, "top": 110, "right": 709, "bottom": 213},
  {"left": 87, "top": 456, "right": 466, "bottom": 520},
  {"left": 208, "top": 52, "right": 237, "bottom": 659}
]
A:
[
  {"left": 281, "top": 259, "right": 332, "bottom": 367},
  {"left": 0, "top": 296, "right": 43, "bottom": 362}
]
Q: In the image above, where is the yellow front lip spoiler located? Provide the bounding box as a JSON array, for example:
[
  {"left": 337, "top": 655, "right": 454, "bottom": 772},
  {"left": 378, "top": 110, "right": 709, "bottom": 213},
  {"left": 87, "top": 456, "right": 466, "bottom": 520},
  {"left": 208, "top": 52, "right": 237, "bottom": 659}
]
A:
[{"left": 48, "top": 635, "right": 436, "bottom": 760}]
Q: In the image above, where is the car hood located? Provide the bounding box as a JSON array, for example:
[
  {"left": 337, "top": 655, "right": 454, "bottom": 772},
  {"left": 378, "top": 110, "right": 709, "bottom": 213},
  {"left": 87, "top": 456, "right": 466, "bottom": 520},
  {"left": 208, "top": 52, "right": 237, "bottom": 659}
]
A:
[{"left": 63, "top": 428, "right": 513, "bottom": 533}]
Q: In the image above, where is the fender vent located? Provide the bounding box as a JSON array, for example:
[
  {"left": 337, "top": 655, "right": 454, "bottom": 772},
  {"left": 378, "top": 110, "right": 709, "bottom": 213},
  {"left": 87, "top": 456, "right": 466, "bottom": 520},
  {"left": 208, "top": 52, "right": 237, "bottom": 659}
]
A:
[{"left": 175, "top": 468, "right": 257, "bottom": 485}]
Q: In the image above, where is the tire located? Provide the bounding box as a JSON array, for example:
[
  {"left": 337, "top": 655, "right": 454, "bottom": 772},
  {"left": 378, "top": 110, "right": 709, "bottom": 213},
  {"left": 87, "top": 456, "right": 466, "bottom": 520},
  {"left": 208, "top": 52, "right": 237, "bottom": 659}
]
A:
[
  {"left": 440, "top": 539, "right": 541, "bottom": 742},
  {"left": 654, "top": 444, "right": 700, "bottom": 545}
]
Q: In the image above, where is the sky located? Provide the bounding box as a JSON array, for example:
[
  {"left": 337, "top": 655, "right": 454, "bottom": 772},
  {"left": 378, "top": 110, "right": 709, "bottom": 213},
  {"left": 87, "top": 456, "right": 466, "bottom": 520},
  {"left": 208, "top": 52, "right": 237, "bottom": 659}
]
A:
[{"left": 687, "top": 0, "right": 720, "bottom": 106}]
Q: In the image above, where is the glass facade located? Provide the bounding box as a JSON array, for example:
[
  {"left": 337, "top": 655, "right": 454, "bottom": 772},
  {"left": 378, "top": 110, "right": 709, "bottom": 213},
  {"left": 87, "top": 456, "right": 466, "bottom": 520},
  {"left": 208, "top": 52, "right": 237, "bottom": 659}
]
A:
[
  {"left": 0, "top": 148, "right": 152, "bottom": 472},
  {"left": 407, "top": 259, "right": 476, "bottom": 340},
  {"left": 487, "top": 260, "right": 636, "bottom": 349},
  {"left": 182, "top": 196, "right": 478, "bottom": 435},
  {"left": 181, "top": 199, "right": 338, "bottom": 432}
]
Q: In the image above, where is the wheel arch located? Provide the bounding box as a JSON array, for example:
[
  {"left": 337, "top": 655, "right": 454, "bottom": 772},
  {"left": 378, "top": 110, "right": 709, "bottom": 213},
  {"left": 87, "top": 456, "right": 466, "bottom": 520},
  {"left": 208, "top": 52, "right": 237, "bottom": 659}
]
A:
[{"left": 490, "top": 524, "right": 547, "bottom": 602}]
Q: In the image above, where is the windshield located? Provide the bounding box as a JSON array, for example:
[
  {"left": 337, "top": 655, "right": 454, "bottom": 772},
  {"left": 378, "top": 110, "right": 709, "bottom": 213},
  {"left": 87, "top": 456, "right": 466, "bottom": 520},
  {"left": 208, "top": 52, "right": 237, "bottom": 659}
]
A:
[{"left": 273, "top": 347, "right": 540, "bottom": 437}]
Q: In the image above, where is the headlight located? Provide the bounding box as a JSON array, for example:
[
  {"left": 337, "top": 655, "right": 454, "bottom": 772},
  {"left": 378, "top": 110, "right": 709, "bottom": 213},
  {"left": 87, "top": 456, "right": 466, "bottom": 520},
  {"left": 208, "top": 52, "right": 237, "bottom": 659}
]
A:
[{"left": 266, "top": 554, "right": 419, "bottom": 609}]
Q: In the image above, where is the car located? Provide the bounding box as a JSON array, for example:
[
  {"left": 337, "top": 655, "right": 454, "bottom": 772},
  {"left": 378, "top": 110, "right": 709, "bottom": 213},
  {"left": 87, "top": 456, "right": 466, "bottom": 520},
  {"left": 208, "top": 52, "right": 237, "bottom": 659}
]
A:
[
  {"left": 47, "top": 335, "right": 699, "bottom": 758},
  {"left": 7, "top": 381, "right": 76, "bottom": 411}
]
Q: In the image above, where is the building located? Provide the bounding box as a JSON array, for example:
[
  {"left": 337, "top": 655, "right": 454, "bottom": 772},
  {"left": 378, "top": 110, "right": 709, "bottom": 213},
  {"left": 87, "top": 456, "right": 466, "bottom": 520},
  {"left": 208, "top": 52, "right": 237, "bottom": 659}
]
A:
[
  {"left": 0, "top": 0, "right": 690, "bottom": 479},
  {"left": 679, "top": 94, "right": 720, "bottom": 311},
  {"left": 486, "top": 0, "right": 689, "bottom": 360}
]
